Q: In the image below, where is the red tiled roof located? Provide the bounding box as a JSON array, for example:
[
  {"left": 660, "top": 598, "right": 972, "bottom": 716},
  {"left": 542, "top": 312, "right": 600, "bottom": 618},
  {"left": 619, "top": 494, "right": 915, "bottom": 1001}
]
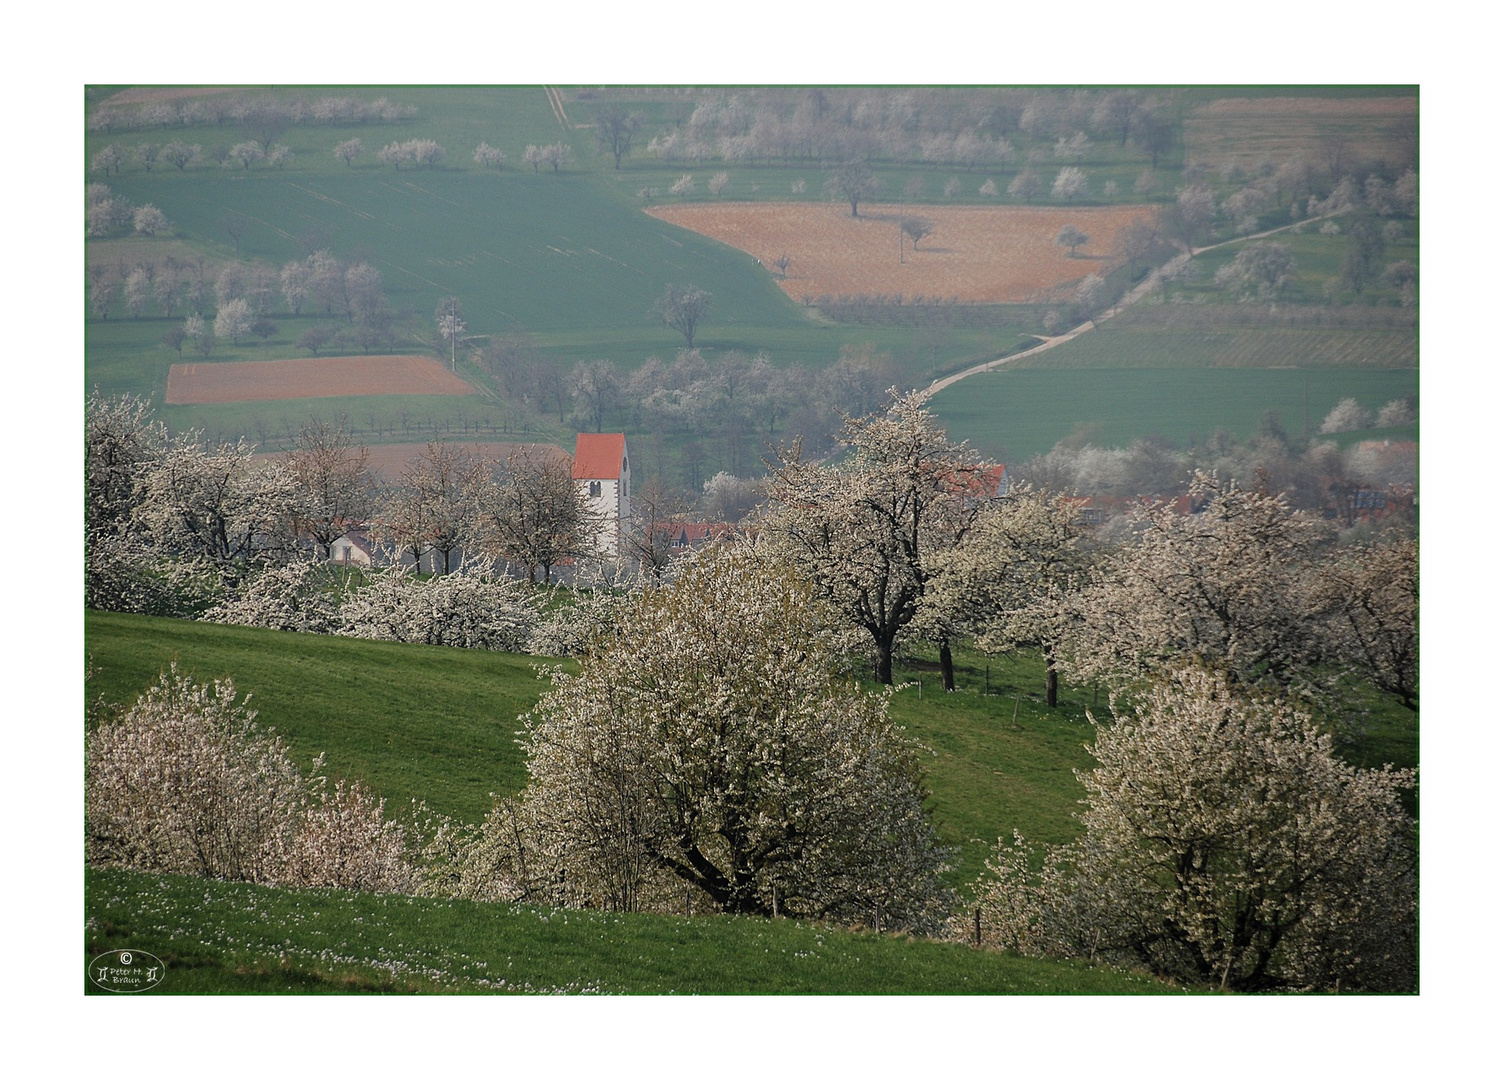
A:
[{"left": 572, "top": 433, "right": 627, "bottom": 480}]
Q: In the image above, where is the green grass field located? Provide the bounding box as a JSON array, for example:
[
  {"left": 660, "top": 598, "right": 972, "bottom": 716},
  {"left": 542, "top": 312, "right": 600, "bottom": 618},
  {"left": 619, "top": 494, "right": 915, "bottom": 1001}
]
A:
[
  {"left": 82, "top": 605, "right": 1416, "bottom": 994},
  {"left": 85, "top": 609, "right": 557, "bottom": 822},
  {"left": 84, "top": 866, "right": 1192, "bottom": 995},
  {"left": 82, "top": 611, "right": 1094, "bottom": 883},
  {"left": 929, "top": 366, "right": 1419, "bottom": 462}
]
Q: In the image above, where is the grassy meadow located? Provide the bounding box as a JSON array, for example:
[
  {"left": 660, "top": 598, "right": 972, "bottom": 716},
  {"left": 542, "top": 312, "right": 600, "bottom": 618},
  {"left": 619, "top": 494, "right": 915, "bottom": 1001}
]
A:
[
  {"left": 930, "top": 366, "right": 1419, "bottom": 462},
  {"left": 85, "top": 866, "right": 1193, "bottom": 995},
  {"left": 85, "top": 610, "right": 1417, "bottom": 961}
]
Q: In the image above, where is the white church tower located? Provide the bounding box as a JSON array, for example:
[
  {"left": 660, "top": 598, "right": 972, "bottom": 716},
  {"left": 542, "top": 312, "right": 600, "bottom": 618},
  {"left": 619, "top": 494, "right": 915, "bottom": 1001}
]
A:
[{"left": 572, "top": 433, "right": 631, "bottom": 556}]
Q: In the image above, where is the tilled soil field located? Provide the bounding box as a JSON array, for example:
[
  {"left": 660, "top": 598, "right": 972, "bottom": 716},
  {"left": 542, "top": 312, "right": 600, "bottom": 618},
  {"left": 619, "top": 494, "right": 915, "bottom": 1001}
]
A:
[
  {"left": 644, "top": 202, "right": 1155, "bottom": 304},
  {"left": 166, "top": 355, "right": 477, "bottom": 404},
  {"left": 1183, "top": 95, "right": 1416, "bottom": 170}
]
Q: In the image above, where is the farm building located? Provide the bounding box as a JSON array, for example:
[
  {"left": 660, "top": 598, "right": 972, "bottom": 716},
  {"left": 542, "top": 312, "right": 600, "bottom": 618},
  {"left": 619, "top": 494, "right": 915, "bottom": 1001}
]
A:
[
  {"left": 574, "top": 433, "right": 631, "bottom": 557},
  {"left": 661, "top": 521, "right": 733, "bottom": 551},
  {"left": 330, "top": 530, "right": 376, "bottom": 566}
]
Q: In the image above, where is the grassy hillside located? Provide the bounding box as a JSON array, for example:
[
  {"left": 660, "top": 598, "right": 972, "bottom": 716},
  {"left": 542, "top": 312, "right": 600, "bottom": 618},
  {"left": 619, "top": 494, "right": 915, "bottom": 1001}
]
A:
[
  {"left": 82, "top": 609, "right": 1416, "bottom": 993},
  {"left": 85, "top": 610, "right": 556, "bottom": 822},
  {"left": 85, "top": 866, "right": 1193, "bottom": 994},
  {"left": 930, "top": 366, "right": 1419, "bottom": 462}
]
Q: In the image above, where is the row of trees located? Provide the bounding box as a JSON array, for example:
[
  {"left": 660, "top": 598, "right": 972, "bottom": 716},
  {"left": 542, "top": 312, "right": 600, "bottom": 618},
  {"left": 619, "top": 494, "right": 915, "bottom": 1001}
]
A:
[
  {"left": 85, "top": 183, "right": 169, "bottom": 240},
  {"left": 87, "top": 93, "right": 416, "bottom": 135},
  {"left": 86, "top": 243, "right": 410, "bottom": 358},
  {"left": 85, "top": 399, "right": 603, "bottom": 615},
  {"left": 757, "top": 393, "right": 1417, "bottom": 718},
  {"left": 91, "top": 140, "right": 292, "bottom": 176},
  {"left": 1010, "top": 402, "right": 1417, "bottom": 526},
  {"left": 635, "top": 88, "right": 1176, "bottom": 171},
  {"left": 482, "top": 337, "right": 902, "bottom": 483}
]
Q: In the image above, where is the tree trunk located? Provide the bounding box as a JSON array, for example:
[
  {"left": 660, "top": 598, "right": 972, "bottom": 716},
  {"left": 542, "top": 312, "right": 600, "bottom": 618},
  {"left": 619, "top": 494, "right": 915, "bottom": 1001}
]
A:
[
  {"left": 876, "top": 645, "right": 894, "bottom": 686},
  {"left": 939, "top": 639, "right": 956, "bottom": 692},
  {"left": 1045, "top": 645, "right": 1059, "bottom": 708}
]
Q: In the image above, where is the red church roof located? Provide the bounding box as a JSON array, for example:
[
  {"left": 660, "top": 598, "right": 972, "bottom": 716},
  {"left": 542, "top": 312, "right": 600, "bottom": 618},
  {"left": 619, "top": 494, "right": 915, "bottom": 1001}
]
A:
[{"left": 572, "top": 433, "right": 627, "bottom": 480}]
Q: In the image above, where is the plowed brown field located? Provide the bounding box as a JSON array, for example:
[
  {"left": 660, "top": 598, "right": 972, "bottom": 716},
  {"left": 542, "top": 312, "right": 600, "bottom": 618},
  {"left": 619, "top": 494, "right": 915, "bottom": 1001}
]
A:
[
  {"left": 1184, "top": 96, "right": 1416, "bottom": 170},
  {"left": 166, "top": 355, "right": 476, "bottom": 405},
  {"left": 644, "top": 202, "right": 1156, "bottom": 304}
]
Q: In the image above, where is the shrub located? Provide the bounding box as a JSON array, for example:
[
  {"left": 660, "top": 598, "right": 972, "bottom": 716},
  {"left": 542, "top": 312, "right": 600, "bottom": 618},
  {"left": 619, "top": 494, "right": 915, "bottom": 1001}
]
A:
[
  {"left": 200, "top": 560, "right": 339, "bottom": 633},
  {"left": 971, "top": 668, "right": 1417, "bottom": 992},
  {"left": 1319, "top": 397, "right": 1374, "bottom": 434},
  {"left": 86, "top": 665, "right": 309, "bottom": 882},
  {"left": 336, "top": 565, "right": 538, "bottom": 650},
  {"left": 496, "top": 544, "right": 954, "bottom": 929},
  {"left": 86, "top": 665, "right": 423, "bottom": 892}
]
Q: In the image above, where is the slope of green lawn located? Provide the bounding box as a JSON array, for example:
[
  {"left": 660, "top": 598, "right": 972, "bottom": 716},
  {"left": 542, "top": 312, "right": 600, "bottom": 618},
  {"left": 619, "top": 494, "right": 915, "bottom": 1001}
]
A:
[
  {"left": 82, "top": 611, "right": 1414, "bottom": 993},
  {"left": 928, "top": 365, "right": 1418, "bottom": 462},
  {"left": 85, "top": 867, "right": 1192, "bottom": 995},
  {"left": 85, "top": 610, "right": 557, "bottom": 823}
]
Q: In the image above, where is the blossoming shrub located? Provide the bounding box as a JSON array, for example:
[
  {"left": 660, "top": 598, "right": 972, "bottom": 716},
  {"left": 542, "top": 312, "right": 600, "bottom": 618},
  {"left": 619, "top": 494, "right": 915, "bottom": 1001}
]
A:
[
  {"left": 335, "top": 565, "right": 538, "bottom": 650},
  {"left": 970, "top": 668, "right": 1417, "bottom": 992},
  {"left": 200, "top": 559, "right": 339, "bottom": 633},
  {"left": 471, "top": 543, "right": 954, "bottom": 931},
  {"left": 87, "top": 665, "right": 420, "bottom": 892}
]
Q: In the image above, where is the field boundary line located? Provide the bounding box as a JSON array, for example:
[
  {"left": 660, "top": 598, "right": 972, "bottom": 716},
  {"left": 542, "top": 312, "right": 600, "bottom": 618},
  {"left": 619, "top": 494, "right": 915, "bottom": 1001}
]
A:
[{"left": 544, "top": 86, "right": 569, "bottom": 130}]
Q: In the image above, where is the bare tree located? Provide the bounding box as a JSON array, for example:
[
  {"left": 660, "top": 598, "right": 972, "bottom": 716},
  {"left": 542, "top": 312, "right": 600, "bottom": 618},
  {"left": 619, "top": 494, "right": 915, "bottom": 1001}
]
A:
[
  {"left": 653, "top": 284, "right": 712, "bottom": 349},
  {"left": 435, "top": 297, "right": 465, "bottom": 370},
  {"left": 1055, "top": 224, "right": 1089, "bottom": 257},
  {"left": 594, "top": 105, "right": 641, "bottom": 169},
  {"left": 570, "top": 360, "right": 620, "bottom": 434},
  {"left": 619, "top": 474, "right": 692, "bottom": 582},
  {"left": 825, "top": 160, "right": 881, "bottom": 217},
  {"left": 284, "top": 418, "right": 374, "bottom": 560},
  {"left": 161, "top": 141, "right": 201, "bottom": 170},
  {"left": 901, "top": 216, "right": 934, "bottom": 251},
  {"left": 220, "top": 211, "right": 249, "bottom": 255},
  {"left": 469, "top": 445, "right": 591, "bottom": 584}
]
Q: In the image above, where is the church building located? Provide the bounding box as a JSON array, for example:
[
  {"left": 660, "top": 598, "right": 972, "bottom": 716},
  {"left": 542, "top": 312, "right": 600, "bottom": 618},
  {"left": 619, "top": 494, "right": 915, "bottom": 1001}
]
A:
[{"left": 572, "top": 433, "right": 631, "bottom": 556}]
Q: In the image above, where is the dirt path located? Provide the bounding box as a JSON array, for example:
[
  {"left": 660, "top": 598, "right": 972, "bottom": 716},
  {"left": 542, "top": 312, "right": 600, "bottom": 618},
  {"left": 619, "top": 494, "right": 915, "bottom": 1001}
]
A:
[{"left": 916, "top": 213, "right": 1340, "bottom": 402}]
